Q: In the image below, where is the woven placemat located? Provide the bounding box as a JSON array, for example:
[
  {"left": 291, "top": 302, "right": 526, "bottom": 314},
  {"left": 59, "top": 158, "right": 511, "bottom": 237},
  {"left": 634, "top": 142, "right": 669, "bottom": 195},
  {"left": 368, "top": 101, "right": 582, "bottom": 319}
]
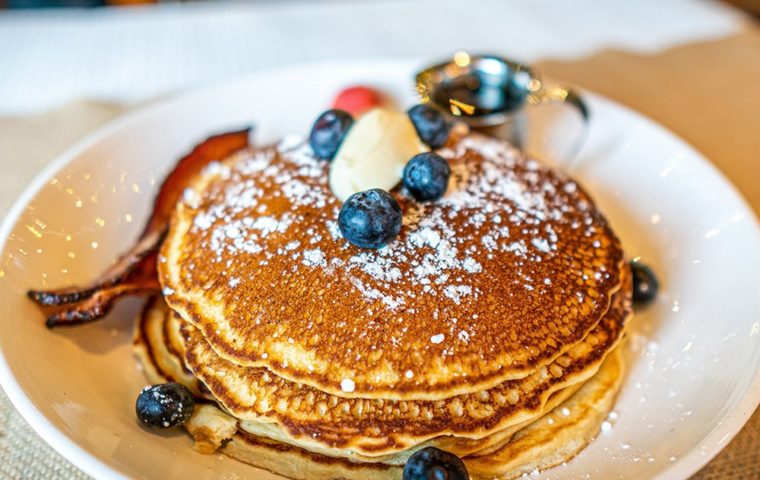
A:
[{"left": 1, "top": 26, "right": 760, "bottom": 477}]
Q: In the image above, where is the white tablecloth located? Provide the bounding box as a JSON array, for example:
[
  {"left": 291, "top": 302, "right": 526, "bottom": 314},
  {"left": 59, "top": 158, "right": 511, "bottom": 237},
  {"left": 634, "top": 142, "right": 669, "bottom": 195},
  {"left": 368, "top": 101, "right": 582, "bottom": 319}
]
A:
[{"left": 0, "top": 0, "right": 744, "bottom": 115}]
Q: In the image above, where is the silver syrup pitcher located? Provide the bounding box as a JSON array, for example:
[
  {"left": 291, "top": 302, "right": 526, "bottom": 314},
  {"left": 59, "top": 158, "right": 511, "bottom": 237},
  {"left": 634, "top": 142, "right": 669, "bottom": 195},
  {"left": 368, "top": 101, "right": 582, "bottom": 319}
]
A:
[{"left": 415, "top": 53, "right": 589, "bottom": 166}]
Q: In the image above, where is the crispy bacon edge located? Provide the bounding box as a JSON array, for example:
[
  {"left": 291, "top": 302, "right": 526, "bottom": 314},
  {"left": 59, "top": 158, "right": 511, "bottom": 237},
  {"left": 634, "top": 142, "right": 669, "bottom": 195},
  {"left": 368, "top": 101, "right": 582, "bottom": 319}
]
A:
[{"left": 28, "top": 127, "right": 252, "bottom": 328}]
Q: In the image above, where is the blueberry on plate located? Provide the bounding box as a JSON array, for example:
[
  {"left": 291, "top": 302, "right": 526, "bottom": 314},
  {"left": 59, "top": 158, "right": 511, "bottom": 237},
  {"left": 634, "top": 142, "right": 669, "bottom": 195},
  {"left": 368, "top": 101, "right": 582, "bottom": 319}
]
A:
[
  {"left": 403, "top": 447, "right": 469, "bottom": 480},
  {"left": 338, "top": 189, "right": 402, "bottom": 249},
  {"left": 630, "top": 260, "right": 659, "bottom": 305},
  {"left": 403, "top": 152, "right": 451, "bottom": 202},
  {"left": 309, "top": 109, "right": 354, "bottom": 160},
  {"left": 407, "top": 104, "right": 452, "bottom": 149},
  {"left": 136, "top": 383, "right": 194, "bottom": 429}
]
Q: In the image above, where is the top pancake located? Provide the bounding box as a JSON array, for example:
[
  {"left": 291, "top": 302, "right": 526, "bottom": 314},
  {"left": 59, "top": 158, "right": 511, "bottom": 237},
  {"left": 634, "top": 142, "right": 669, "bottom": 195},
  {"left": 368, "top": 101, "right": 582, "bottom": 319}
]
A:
[{"left": 160, "top": 132, "right": 624, "bottom": 400}]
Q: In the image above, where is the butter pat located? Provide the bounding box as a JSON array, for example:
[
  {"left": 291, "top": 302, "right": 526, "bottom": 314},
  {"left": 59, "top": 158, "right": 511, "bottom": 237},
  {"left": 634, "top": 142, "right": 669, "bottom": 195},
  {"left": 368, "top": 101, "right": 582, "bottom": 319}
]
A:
[{"left": 329, "top": 108, "right": 427, "bottom": 202}]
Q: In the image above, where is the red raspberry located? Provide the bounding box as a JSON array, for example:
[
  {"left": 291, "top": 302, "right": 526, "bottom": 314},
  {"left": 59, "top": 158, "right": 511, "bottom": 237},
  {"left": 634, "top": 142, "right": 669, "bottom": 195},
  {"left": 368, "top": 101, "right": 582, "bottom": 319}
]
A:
[{"left": 332, "top": 86, "right": 383, "bottom": 117}]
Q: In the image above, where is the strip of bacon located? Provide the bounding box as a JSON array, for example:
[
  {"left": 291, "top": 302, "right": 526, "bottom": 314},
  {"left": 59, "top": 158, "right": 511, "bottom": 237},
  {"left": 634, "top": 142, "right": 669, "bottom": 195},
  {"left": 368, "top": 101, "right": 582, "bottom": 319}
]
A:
[
  {"left": 41, "top": 252, "right": 161, "bottom": 328},
  {"left": 28, "top": 127, "right": 252, "bottom": 327}
]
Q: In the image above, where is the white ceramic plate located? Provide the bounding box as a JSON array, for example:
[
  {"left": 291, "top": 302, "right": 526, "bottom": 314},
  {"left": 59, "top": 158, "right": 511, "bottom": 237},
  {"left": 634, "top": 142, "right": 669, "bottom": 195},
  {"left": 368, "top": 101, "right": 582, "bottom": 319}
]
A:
[{"left": 1, "top": 60, "right": 759, "bottom": 480}]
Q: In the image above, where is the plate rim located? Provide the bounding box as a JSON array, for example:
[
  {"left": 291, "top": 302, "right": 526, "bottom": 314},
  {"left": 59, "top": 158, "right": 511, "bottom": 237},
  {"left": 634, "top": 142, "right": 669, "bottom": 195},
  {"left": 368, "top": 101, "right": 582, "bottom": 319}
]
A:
[{"left": 0, "top": 57, "right": 758, "bottom": 480}]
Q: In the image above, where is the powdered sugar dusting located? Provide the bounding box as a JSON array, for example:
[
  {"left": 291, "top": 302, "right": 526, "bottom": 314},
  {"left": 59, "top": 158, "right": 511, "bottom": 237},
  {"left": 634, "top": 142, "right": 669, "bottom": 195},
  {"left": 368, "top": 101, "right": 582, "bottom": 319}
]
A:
[
  {"left": 444, "top": 284, "right": 472, "bottom": 304},
  {"left": 183, "top": 141, "right": 332, "bottom": 267},
  {"left": 179, "top": 133, "right": 617, "bottom": 360},
  {"left": 303, "top": 249, "right": 326, "bottom": 267}
]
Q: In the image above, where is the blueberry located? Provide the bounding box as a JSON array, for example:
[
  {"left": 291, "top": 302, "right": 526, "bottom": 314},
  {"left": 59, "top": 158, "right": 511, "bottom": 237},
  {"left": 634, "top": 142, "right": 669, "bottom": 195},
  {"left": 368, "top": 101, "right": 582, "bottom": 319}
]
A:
[
  {"left": 136, "top": 383, "right": 194, "bottom": 429},
  {"left": 403, "top": 447, "right": 469, "bottom": 480},
  {"left": 630, "top": 261, "right": 659, "bottom": 305},
  {"left": 309, "top": 109, "right": 354, "bottom": 160},
  {"left": 408, "top": 104, "right": 452, "bottom": 149},
  {"left": 338, "top": 189, "right": 402, "bottom": 249},
  {"left": 403, "top": 152, "right": 451, "bottom": 202}
]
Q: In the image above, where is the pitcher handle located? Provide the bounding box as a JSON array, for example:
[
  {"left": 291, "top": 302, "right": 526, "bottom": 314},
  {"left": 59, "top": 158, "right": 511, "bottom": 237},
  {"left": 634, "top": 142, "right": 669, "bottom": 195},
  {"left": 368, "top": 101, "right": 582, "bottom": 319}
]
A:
[{"left": 527, "top": 82, "right": 590, "bottom": 170}]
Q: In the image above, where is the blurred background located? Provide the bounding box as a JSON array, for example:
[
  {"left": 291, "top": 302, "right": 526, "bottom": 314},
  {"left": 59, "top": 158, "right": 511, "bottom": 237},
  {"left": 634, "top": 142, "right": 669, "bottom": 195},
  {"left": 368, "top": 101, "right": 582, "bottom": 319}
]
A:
[
  {"left": 1, "top": 0, "right": 758, "bottom": 13},
  {"left": 0, "top": 0, "right": 757, "bottom": 116},
  {"left": 1, "top": 0, "right": 759, "bottom": 10}
]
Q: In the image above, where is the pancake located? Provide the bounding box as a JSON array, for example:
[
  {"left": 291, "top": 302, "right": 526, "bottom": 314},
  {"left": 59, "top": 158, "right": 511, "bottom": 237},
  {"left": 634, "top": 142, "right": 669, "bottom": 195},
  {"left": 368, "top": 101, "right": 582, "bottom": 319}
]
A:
[
  {"left": 207, "top": 349, "right": 624, "bottom": 480},
  {"left": 135, "top": 262, "right": 629, "bottom": 459},
  {"left": 133, "top": 296, "right": 625, "bottom": 479},
  {"left": 132, "top": 295, "right": 208, "bottom": 399},
  {"left": 159, "top": 132, "right": 625, "bottom": 400},
  {"left": 180, "top": 274, "right": 628, "bottom": 456},
  {"left": 132, "top": 295, "right": 582, "bottom": 463},
  {"left": 234, "top": 385, "right": 582, "bottom": 465}
]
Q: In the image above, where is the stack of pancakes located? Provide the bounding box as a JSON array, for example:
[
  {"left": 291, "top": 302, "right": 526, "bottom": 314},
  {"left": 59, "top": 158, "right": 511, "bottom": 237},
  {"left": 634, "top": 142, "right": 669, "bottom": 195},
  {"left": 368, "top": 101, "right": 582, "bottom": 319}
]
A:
[{"left": 134, "top": 132, "right": 632, "bottom": 479}]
